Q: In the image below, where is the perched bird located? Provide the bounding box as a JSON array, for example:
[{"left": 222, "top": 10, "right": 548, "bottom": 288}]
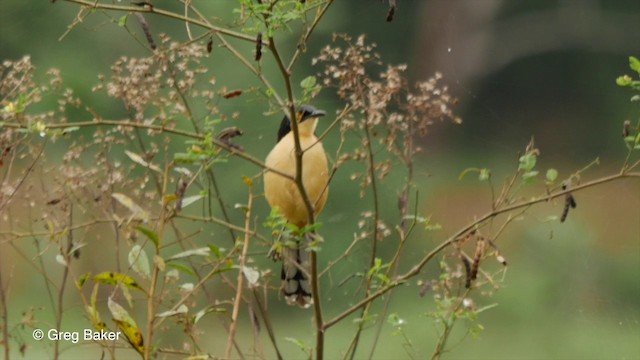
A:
[{"left": 264, "top": 105, "right": 329, "bottom": 308}]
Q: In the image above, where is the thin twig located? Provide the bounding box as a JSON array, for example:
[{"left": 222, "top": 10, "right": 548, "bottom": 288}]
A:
[
  {"left": 1, "top": 120, "right": 294, "bottom": 180},
  {"left": 226, "top": 187, "right": 254, "bottom": 358},
  {"left": 206, "top": 169, "right": 238, "bottom": 245},
  {"left": 60, "top": 0, "right": 265, "bottom": 45},
  {"left": 144, "top": 162, "right": 172, "bottom": 359},
  {"left": 0, "top": 267, "right": 10, "bottom": 359},
  {"left": 52, "top": 205, "right": 74, "bottom": 360},
  {"left": 252, "top": 289, "right": 284, "bottom": 360},
  {"left": 346, "top": 119, "right": 380, "bottom": 360}
]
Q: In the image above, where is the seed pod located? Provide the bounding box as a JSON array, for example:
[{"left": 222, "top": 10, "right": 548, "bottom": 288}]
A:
[
  {"left": 255, "top": 32, "right": 263, "bottom": 61},
  {"left": 470, "top": 237, "right": 485, "bottom": 281},
  {"left": 207, "top": 37, "right": 213, "bottom": 53}
]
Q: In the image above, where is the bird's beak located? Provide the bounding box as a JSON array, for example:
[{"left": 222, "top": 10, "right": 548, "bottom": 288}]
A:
[{"left": 311, "top": 109, "right": 326, "bottom": 118}]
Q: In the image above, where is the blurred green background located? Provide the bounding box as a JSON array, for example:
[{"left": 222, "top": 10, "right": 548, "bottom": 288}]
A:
[{"left": 1, "top": 1, "right": 639, "bottom": 359}]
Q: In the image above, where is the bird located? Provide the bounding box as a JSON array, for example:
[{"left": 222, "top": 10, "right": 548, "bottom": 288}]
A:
[{"left": 264, "top": 104, "right": 329, "bottom": 308}]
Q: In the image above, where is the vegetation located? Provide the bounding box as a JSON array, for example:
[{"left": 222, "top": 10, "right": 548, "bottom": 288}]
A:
[{"left": 0, "top": 1, "right": 638, "bottom": 359}]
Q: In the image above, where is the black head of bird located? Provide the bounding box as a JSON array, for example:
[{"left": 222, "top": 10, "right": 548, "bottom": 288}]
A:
[{"left": 276, "top": 104, "right": 326, "bottom": 142}]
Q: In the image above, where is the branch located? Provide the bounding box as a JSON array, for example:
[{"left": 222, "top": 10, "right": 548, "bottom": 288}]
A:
[
  {"left": 1, "top": 120, "right": 294, "bottom": 181},
  {"left": 324, "top": 171, "right": 640, "bottom": 329},
  {"left": 60, "top": 0, "right": 266, "bottom": 45}
]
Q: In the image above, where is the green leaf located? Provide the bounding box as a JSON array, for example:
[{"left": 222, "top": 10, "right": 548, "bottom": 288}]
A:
[
  {"left": 616, "top": 75, "right": 632, "bottom": 87},
  {"left": 543, "top": 215, "right": 560, "bottom": 222},
  {"left": 180, "top": 194, "right": 205, "bottom": 209},
  {"left": 76, "top": 273, "right": 91, "bottom": 289},
  {"left": 284, "top": 337, "right": 306, "bottom": 351},
  {"left": 629, "top": 56, "right": 640, "bottom": 73},
  {"left": 518, "top": 153, "right": 537, "bottom": 171},
  {"left": 475, "top": 303, "right": 499, "bottom": 314},
  {"left": 128, "top": 245, "right": 151, "bottom": 279},
  {"left": 458, "top": 167, "right": 481, "bottom": 180},
  {"left": 156, "top": 305, "right": 188, "bottom": 318},
  {"left": 194, "top": 306, "right": 226, "bottom": 324},
  {"left": 112, "top": 193, "right": 150, "bottom": 221},
  {"left": 546, "top": 168, "right": 558, "bottom": 182},
  {"left": 208, "top": 244, "right": 222, "bottom": 259},
  {"left": 168, "top": 247, "right": 210, "bottom": 261},
  {"left": 300, "top": 76, "right": 317, "bottom": 89},
  {"left": 173, "top": 153, "right": 194, "bottom": 162},
  {"left": 125, "top": 150, "right": 162, "bottom": 173},
  {"left": 118, "top": 15, "right": 128, "bottom": 27},
  {"left": 61, "top": 126, "right": 80, "bottom": 134},
  {"left": 168, "top": 263, "right": 196, "bottom": 276},
  {"left": 522, "top": 170, "right": 539, "bottom": 183},
  {"left": 478, "top": 168, "right": 490, "bottom": 181},
  {"left": 136, "top": 226, "right": 159, "bottom": 248}
]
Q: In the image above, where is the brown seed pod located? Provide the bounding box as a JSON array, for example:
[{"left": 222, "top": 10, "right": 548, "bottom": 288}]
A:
[
  {"left": 461, "top": 255, "right": 472, "bottom": 289},
  {"left": 255, "top": 32, "right": 263, "bottom": 61},
  {"left": 207, "top": 37, "right": 213, "bottom": 53},
  {"left": 387, "top": 0, "right": 397, "bottom": 22},
  {"left": 470, "top": 237, "right": 485, "bottom": 281},
  {"left": 560, "top": 181, "right": 577, "bottom": 223}
]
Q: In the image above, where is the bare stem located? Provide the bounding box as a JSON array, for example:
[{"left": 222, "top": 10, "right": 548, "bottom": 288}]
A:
[
  {"left": 60, "top": 0, "right": 264, "bottom": 45},
  {"left": 144, "top": 162, "right": 172, "bottom": 359},
  {"left": 346, "top": 120, "right": 380, "bottom": 360},
  {"left": 225, "top": 187, "right": 254, "bottom": 359},
  {"left": 52, "top": 206, "right": 74, "bottom": 360},
  {"left": 0, "top": 269, "right": 10, "bottom": 359}
]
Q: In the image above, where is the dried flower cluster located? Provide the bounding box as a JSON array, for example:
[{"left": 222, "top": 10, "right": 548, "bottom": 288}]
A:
[
  {"left": 92, "top": 35, "right": 214, "bottom": 123},
  {"left": 314, "top": 34, "right": 461, "bottom": 193},
  {"left": 315, "top": 34, "right": 460, "bottom": 138},
  {"left": 1, "top": 56, "right": 40, "bottom": 107}
]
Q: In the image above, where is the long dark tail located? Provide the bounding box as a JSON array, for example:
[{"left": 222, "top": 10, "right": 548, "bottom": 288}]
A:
[{"left": 281, "top": 246, "right": 313, "bottom": 308}]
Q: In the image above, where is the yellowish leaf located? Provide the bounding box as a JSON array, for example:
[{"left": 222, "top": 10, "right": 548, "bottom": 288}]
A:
[
  {"left": 108, "top": 297, "right": 144, "bottom": 354},
  {"left": 93, "top": 272, "right": 145, "bottom": 292}
]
